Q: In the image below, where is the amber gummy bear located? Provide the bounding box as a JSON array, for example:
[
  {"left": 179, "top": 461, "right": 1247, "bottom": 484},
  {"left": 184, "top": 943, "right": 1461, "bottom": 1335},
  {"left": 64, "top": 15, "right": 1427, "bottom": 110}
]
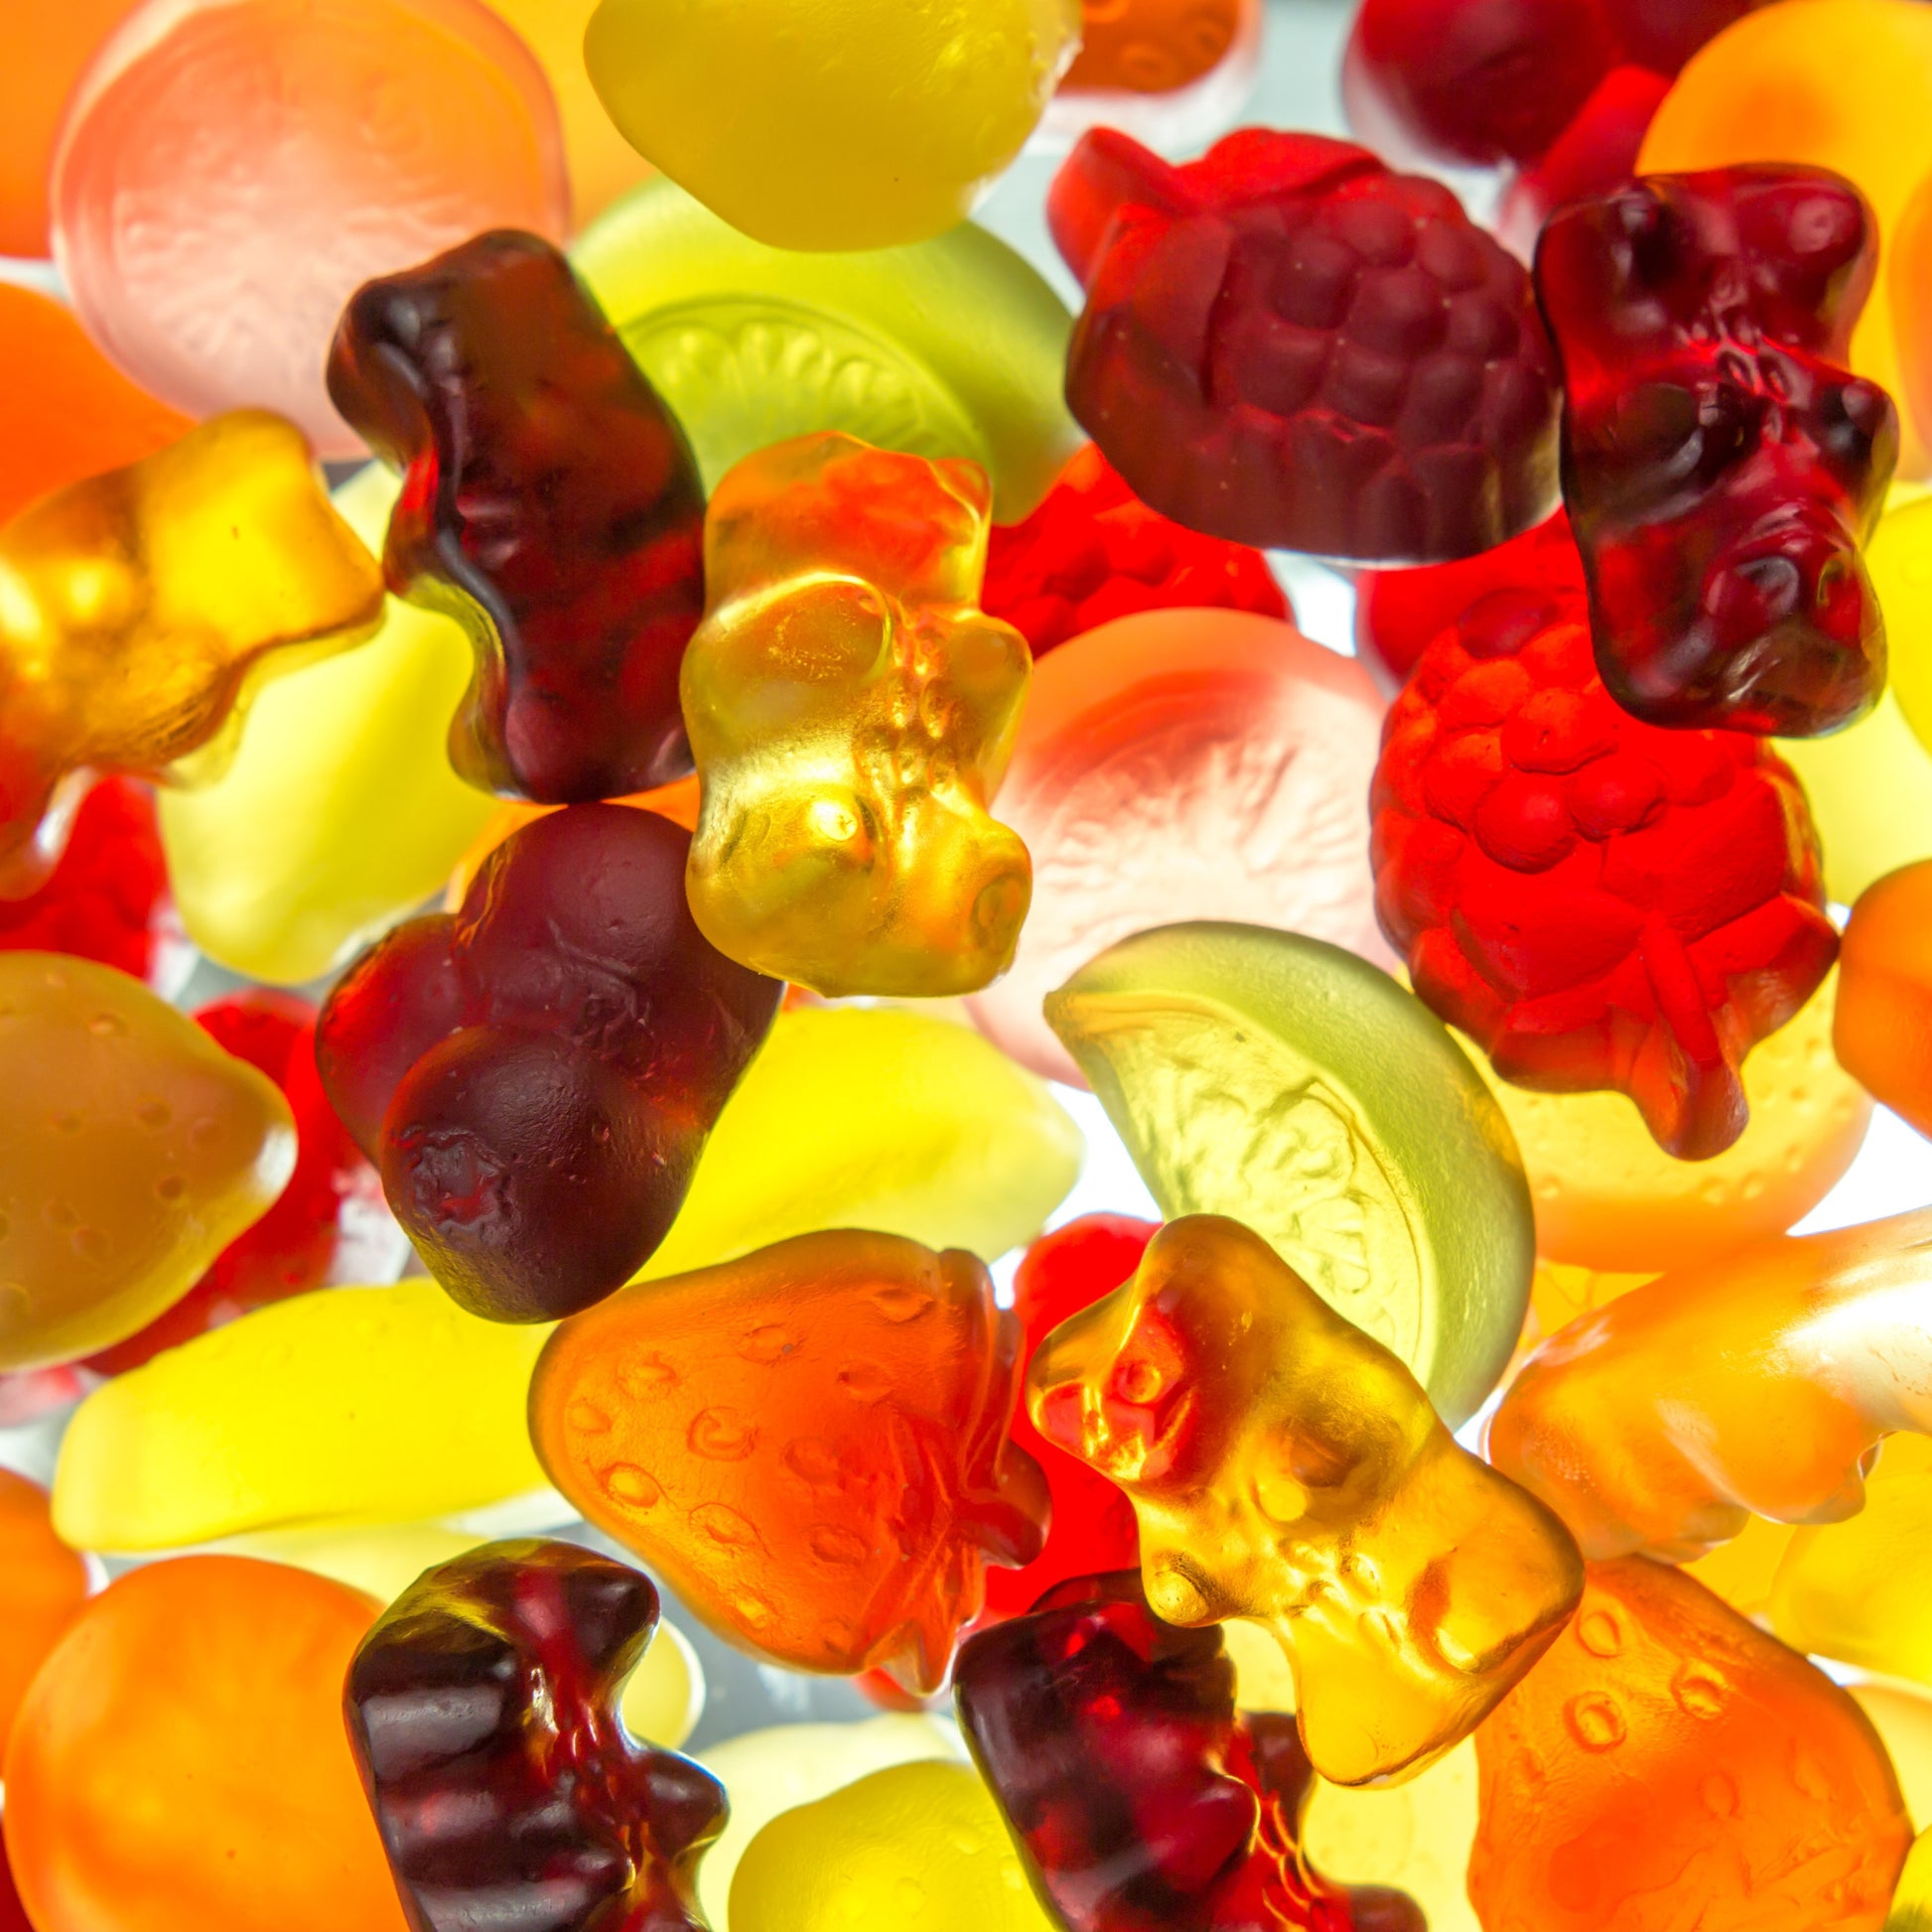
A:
[
  {"left": 1469, "top": 1558, "right": 1909, "bottom": 1932},
  {"left": 0, "top": 409, "right": 382, "bottom": 895},
  {"left": 682, "top": 432, "right": 1033, "bottom": 998},
  {"left": 530, "top": 1228, "right": 1049, "bottom": 1694},
  {"left": 1837, "top": 859, "right": 1932, "bottom": 1139},
  {"left": 1026, "top": 1214, "right": 1583, "bottom": 1787}
]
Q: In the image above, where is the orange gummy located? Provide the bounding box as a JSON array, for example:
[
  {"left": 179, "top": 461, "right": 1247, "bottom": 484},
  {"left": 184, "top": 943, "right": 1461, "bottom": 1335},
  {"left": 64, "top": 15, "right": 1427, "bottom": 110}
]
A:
[
  {"left": 1469, "top": 1558, "right": 1909, "bottom": 1932},
  {"left": 1063, "top": 0, "right": 1244, "bottom": 93},
  {"left": 1, "top": 1556, "right": 408, "bottom": 1932},
  {"left": 0, "top": 1470, "right": 88, "bottom": 1755},
  {"left": 1837, "top": 859, "right": 1932, "bottom": 1138}
]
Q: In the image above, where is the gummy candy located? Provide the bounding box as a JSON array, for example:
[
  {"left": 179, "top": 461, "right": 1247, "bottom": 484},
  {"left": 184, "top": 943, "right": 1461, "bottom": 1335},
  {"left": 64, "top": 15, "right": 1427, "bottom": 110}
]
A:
[
  {"left": 156, "top": 466, "right": 498, "bottom": 987},
  {"left": 731, "top": 1758, "right": 1058, "bottom": 1932},
  {"left": 530, "top": 1228, "right": 1049, "bottom": 1692},
  {"left": 1027, "top": 1214, "right": 1583, "bottom": 1785},
  {"left": 1467, "top": 1557, "right": 1910, "bottom": 1932},
  {"left": 981, "top": 444, "right": 1288, "bottom": 657},
  {"left": 979, "top": 1216, "right": 1150, "bottom": 1623},
  {"left": 1895, "top": 175, "right": 1932, "bottom": 463},
  {"left": 1893, "top": 1835, "right": 1932, "bottom": 1932},
  {"left": 0, "top": 409, "right": 384, "bottom": 897},
  {"left": 572, "top": 178, "right": 1079, "bottom": 519},
  {"left": 1302, "top": 1742, "right": 1480, "bottom": 1932},
  {"left": 51, "top": 1280, "right": 552, "bottom": 1551},
  {"left": 0, "top": 1471, "right": 88, "bottom": 1754},
  {"left": 345, "top": 1539, "right": 725, "bottom": 1932},
  {"left": 1777, "top": 689, "right": 1932, "bottom": 903},
  {"left": 1041, "top": 0, "right": 1263, "bottom": 148},
  {"left": 1490, "top": 1208, "right": 1932, "bottom": 1563},
  {"left": 317, "top": 803, "right": 781, "bottom": 1320},
  {"left": 583, "top": 0, "right": 1082, "bottom": 250},
  {"left": 2, "top": 1556, "right": 408, "bottom": 1932},
  {"left": 50, "top": 0, "right": 569, "bottom": 458},
  {"left": 1044, "top": 923, "right": 1534, "bottom": 1427},
  {"left": 0, "top": 283, "right": 190, "bottom": 527},
  {"left": 966, "top": 612, "right": 1394, "bottom": 1086},
  {"left": 329, "top": 229, "right": 708, "bottom": 804},
  {"left": 1371, "top": 572, "right": 1838, "bottom": 1160},
  {"left": 1837, "top": 861, "right": 1932, "bottom": 1139},
  {"left": 681, "top": 434, "right": 1032, "bottom": 998},
  {"left": 1875, "top": 493, "right": 1932, "bottom": 768},
  {"left": 1535, "top": 165, "right": 1896, "bottom": 735},
  {"left": 1051, "top": 125, "right": 1561, "bottom": 560},
  {"left": 0, "top": 779, "right": 167, "bottom": 984},
  {"left": 955, "top": 1569, "right": 1427, "bottom": 1930},
  {"left": 0, "top": 953, "right": 295, "bottom": 1372}
]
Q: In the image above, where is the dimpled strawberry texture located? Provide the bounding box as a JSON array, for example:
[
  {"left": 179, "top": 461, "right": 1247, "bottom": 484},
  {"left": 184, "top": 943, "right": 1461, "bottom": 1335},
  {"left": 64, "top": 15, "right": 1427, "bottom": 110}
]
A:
[
  {"left": 1050, "top": 127, "right": 1560, "bottom": 563},
  {"left": 1371, "top": 580, "right": 1838, "bottom": 1161}
]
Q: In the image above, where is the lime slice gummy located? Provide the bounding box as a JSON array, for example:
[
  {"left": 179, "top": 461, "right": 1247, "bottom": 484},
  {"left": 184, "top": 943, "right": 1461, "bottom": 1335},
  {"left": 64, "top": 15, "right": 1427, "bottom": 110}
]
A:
[{"left": 1044, "top": 921, "right": 1534, "bottom": 1427}]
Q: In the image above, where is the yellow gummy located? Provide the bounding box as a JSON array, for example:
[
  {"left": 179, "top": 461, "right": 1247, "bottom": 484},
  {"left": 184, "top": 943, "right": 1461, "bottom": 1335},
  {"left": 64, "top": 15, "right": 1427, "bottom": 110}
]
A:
[
  {"left": 1886, "top": 1828, "right": 1932, "bottom": 1931},
  {"left": 1304, "top": 1741, "right": 1481, "bottom": 1932},
  {"left": 584, "top": 0, "right": 1082, "bottom": 251},
  {"left": 1856, "top": 1682, "right": 1932, "bottom": 1831},
  {"left": 729, "top": 1758, "right": 1055, "bottom": 1932},
  {"left": 1879, "top": 495, "right": 1932, "bottom": 766},
  {"left": 158, "top": 465, "right": 498, "bottom": 985},
  {"left": 618, "top": 1616, "right": 705, "bottom": 1748}
]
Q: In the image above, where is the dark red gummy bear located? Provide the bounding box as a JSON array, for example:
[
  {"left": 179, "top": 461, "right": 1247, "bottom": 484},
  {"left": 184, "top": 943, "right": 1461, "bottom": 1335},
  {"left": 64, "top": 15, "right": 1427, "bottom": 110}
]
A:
[
  {"left": 345, "top": 1539, "right": 724, "bottom": 1932},
  {"left": 86, "top": 991, "right": 377, "bottom": 1374},
  {"left": 316, "top": 803, "right": 781, "bottom": 1321},
  {"left": 1536, "top": 165, "right": 1897, "bottom": 735},
  {"left": 980, "top": 1216, "right": 1151, "bottom": 1624},
  {"left": 954, "top": 1571, "right": 1425, "bottom": 1932},
  {"left": 1052, "top": 127, "right": 1560, "bottom": 564},
  {"left": 328, "top": 230, "right": 707, "bottom": 803},
  {"left": 0, "top": 777, "right": 166, "bottom": 981},
  {"left": 983, "top": 445, "right": 1289, "bottom": 655},
  {"left": 1371, "top": 572, "right": 1838, "bottom": 1159}
]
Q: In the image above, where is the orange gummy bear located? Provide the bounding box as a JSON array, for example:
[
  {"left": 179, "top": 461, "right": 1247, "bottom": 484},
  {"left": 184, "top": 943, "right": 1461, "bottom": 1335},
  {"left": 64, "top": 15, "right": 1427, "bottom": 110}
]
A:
[
  {"left": 0, "top": 1470, "right": 87, "bottom": 1756},
  {"left": 1469, "top": 1557, "right": 1910, "bottom": 1932},
  {"left": 1490, "top": 1207, "right": 1932, "bottom": 1562},
  {"left": 1026, "top": 1214, "right": 1583, "bottom": 1786},
  {"left": 1836, "top": 859, "right": 1932, "bottom": 1139},
  {"left": 1063, "top": 0, "right": 1244, "bottom": 92},
  {"left": 0, "top": 410, "right": 381, "bottom": 895},
  {"left": 529, "top": 1229, "right": 1049, "bottom": 1693}
]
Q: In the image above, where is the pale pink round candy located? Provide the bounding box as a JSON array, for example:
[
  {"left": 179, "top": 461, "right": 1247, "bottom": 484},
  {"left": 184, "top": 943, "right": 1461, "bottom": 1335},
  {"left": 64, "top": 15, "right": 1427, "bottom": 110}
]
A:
[
  {"left": 51, "top": 0, "right": 569, "bottom": 459},
  {"left": 969, "top": 608, "right": 1396, "bottom": 1085}
]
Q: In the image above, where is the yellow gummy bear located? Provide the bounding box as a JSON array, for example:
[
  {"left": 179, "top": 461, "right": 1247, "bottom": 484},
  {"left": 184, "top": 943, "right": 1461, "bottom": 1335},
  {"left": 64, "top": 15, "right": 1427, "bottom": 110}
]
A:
[
  {"left": 1305, "top": 1742, "right": 1482, "bottom": 1932},
  {"left": 1888, "top": 1829, "right": 1932, "bottom": 1932},
  {"left": 158, "top": 465, "right": 499, "bottom": 985},
  {"left": 584, "top": 0, "right": 1083, "bottom": 251},
  {"left": 1028, "top": 1214, "right": 1584, "bottom": 1787},
  {"left": 683, "top": 433, "right": 1033, "bottom": 998},
  {"left": 730, "top": 1759, "right": 1057, "bottom": 1932}
]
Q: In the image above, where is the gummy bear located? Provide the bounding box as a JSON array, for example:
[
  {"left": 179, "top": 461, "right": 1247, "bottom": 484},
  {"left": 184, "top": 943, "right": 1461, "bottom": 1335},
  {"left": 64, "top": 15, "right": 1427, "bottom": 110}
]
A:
[
  {"left": 1027, "top": 1214, "right": 1583, "bottom": 1786},
  {"left": 681, "top": 433, "right": 1033, "bottom": 998},
  {"left": 2, "top": 1556, "right": 408, "bottom": 1932},
  {"left": 1467, "top": 1558, "right": 1909, "bottom": 1932},
  {"left": 0, "top": 778, "right": 167, "bottom": 983},
  {"left": 980, "top": 1218, "right": 1152, "bottom": 1623},
  {"left": 1371, "top": 573, "right": 1839, "bottom": 1159},
  {"left": 1050, "top": 125, "right": 1561, "bottom": 561},
  {"left": 0, "top": 1470, "right": 87, "bottom": 1755},
  {"left": 1042, "top": 0, "right": 1263, "bottom": 149},
  {"left": 982, "top": 444, "right": 1288, "bottom": 656},
  {"left": 329, "top": 230, "right": 707, "bottom": 804},
  {"left": 1489, "top": 1206, "right": 1932, "bottom": 1563},
  {"left": 345, "top": 1540, "right": 725, "bottom": 1932},
  {"left": 955, "top": 1569, "right": 1427, "bottom": 1931},
  {"left": 317, "top": 802, "right": 781, "bottom": 1320},
  {"left": 582, "top": 0, "right": 1082, "bottom": 250},
  {"left": 530, "top": 1228, "right": 1049, "bottom": 1693},
  {"left": 0, "top": 409, "right": 384, "bottom": 896},
  {"left": 0, "top": 952, "right": 295, "bottom": 1372},
  {"left": 1837, "top": 859, "right": 1932, "bottom": 1140},
  {"left": 1536, "top": 164, "right": 1897, "bottom": 734}
]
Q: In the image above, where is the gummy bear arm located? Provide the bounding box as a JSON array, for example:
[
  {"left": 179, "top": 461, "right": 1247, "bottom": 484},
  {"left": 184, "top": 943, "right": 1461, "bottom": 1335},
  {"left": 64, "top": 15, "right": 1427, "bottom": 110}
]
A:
[{"left": 1047, "top": 129, "right": 1197, "bottom": 286}]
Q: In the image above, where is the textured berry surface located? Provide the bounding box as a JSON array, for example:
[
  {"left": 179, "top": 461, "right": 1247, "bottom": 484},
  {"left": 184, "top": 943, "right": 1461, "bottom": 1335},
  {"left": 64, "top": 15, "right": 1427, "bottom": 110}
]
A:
[{"left": 1052, "top": 127, "right": 1560, "bottom": 563}]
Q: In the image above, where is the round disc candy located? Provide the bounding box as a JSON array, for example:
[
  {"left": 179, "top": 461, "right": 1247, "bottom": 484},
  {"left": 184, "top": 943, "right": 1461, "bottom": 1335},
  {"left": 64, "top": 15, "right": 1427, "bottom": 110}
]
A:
[{"left": 51, "top": 0, "right": 569, "bottom": 459}]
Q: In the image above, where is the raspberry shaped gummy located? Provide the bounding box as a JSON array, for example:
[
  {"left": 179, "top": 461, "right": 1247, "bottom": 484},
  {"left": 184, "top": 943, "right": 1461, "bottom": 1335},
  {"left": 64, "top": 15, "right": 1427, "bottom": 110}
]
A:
[
  {"left": 1371, "top": 579, "right": 1838, "bottom": 1160},
  {"left": 1536, "top": 166, "right": 1897, "bottom": 736},
  {"left": 1049, "top": 127, "right": 1561, "bottom": 563}
]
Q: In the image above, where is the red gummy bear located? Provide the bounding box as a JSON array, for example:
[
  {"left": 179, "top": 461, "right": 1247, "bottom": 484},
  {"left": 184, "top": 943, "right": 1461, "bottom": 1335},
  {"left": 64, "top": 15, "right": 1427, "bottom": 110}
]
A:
[
  {"left": 980, "top": 1216, "right": 1152, "bottom": 1623},
  {"left": 0, "top": 778, "right": 167, "bottom": 982},
  {"left": 1050, "top": 127, "right": 1560, "bottom": 564},
  {"left": 983, "top": 446, "right": 1288, "bottom": 656},
  {"left": 1536, "top": 166, "right": 1897, "bottom": 736},
  {"left": 317, "top": 803, "right": 781, "bottom": 1321},
  {"left": 1371, "top": 573, "right": 1838, "bottom": 1159}
]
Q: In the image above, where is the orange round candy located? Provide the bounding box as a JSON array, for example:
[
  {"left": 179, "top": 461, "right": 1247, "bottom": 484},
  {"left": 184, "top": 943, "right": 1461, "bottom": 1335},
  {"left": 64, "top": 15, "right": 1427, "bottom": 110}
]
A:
[
  {"left": 0, "top": 1469, "right": 88, "bottom": 1755},
  {"left": 2, "top": 1556, "right": 408, "bottom": 1932},
  {"left": 1836, "top": 859, "right": 1932, "bottom": 1138}
]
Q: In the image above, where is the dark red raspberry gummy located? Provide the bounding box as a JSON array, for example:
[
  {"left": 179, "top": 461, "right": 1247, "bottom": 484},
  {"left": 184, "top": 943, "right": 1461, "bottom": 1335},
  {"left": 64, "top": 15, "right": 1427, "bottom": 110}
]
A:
[
  {"left": 345, "top": 1540, "right": 723, "bottom": 1932},
  {"left": 1051, "top": 127, "right": 1560, "bottom": 564},
  {"left": 0, "top": 777, "right": 166, "bottom": 981},
  {"left": 1371, "top": 575, "right": 1838, "bottom": 1159},
  {"left": 1536, "top": 165, "right": 1897, "bottom": 735}
]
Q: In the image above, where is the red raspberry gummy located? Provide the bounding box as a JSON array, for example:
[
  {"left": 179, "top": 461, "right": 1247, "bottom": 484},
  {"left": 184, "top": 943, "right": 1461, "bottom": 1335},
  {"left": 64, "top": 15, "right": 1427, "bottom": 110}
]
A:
[{"left": 0, "top": 778, "right": 167, "bottom": 982}]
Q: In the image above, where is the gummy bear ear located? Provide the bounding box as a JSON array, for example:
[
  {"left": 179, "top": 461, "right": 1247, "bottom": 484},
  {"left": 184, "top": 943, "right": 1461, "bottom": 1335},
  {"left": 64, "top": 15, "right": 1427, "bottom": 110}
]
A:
[{"left": 1047, "top": 128, "right": 1196, "bottom": 286}]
